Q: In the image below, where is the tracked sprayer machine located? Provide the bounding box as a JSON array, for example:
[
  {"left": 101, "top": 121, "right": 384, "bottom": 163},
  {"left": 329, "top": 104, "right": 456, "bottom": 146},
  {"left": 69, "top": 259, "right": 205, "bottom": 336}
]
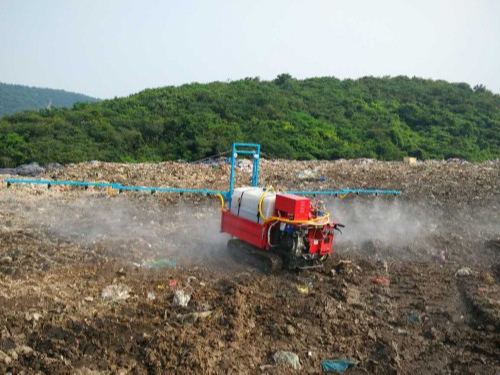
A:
[{"left": 5, "top": 143, "right": 401, "bottom": 271}]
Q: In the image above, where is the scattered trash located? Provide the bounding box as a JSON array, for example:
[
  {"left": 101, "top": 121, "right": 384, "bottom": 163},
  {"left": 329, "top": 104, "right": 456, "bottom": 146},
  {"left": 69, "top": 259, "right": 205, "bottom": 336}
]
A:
[
  {"left": 373, "top": 277, "right": 390, "bottom": 285},
  {"left": 186, "top": 276, "right": 197, "bottom": 284},
  {"left": 25, "top": 312, "right": 43, "bottom": 322},
  {"left": 101, "top": 284, "right": 131, "bottom": 301},
  {"left": 297, "top": 169, "right": 317, "bottom": 180},
  {"left": 169, "top": 279, "right": 177, "bottom": 287},
  {"left": 273, "top": 351, "right": 301, "bottom": 370},
  {"left": 336, "top": 260, "right": 353, "bottom": 275},
  {"left": 14, "top": 162, "right": 46, "bottom": 177},
  {"left": 318, "top": 175, "right": 327, "bottom": 182},
  {"left": 176, "top": 311, "right": 212, "bottom": 324},
  {"left": 0, "top": 350, "right": 12, "bottom": 366},
  {"left": 0, "top": 256, "right": 13, "bottom": 264},
  {"left": 408, "top": 313, "right": 422, "bottom": 324},
  {"left": 403, "top": 157, "right": 417, "bottom": 165},
  {"left": 173, "top": 290, "right": 191, "bottom": 307},
  {"left": 147, "top": 292, "right": 156, "bottom": 300},
  {"left": 434, "top": 253, "right": 446, "bottom": 263},
  {"left": 482, "top": 273, "right": 495, "bottom": 285},
  {"left": 455, "top": 267, "right": 472, "bottom": 276},
  {"left": 259, "top": 365, "right": 274, "bottom": 371},
  {"left": 148, "top": 258, "right": 177, "bottom": 269},
  {"left": 321, "top": 358, "right": 357, "bottom": 372},
  {"left": 296, "top": 285, "right": 309, "bottom": 294},
  {"left": 157, "top": 284, "right": 165, "bottom": 290},
  {"left": 84, "top": 296, "right": 94, "bottom": 302}
]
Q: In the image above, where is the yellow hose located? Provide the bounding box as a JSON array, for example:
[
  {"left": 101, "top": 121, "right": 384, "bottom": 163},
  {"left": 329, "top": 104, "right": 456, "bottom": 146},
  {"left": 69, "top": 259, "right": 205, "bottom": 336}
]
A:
[
  {"left": 215, "top": 193, "right": 225, "bottom": 210},
  {"left": 258, "top": 186, "right": 330, "bottom": 226}
]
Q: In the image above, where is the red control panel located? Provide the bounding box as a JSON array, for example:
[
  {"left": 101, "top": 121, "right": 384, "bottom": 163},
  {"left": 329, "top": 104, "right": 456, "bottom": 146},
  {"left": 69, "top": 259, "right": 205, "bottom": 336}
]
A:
[{"left": 275, "top": 194, "right": 311, "bottom": 221}]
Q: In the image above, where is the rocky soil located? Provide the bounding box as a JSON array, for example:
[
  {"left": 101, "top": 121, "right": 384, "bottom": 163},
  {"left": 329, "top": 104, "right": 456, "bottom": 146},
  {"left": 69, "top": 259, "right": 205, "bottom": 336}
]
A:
[{"left": 0, "top": 158, "right": 499, "bottom": 374}]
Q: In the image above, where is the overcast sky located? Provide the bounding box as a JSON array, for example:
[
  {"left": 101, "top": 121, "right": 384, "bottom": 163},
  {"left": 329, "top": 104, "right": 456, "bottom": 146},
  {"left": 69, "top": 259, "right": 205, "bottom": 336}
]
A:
[{"left": 1, "top": 0, "right": 499, "bottom": 99}]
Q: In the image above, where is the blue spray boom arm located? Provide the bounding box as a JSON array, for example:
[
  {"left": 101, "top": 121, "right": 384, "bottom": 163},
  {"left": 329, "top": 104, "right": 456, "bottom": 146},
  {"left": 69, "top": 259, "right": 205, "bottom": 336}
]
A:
[{"left": 3, "top": 143, "right": 402, "bottom": 199}]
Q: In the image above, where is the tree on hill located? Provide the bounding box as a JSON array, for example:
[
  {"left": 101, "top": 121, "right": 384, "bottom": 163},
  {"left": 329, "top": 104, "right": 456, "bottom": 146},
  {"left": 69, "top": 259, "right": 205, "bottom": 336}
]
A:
[
  {"left": 0, "top": 75, "right": 498, "bottom": 167},
  {"left": 0, "top": 82, "right": 100, "bottom": 117}
]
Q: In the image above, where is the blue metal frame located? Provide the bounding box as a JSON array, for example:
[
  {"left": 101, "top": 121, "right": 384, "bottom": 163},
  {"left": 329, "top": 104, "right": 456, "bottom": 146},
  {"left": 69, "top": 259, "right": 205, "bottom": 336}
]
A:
[
  {"left": 4, "top": 143, "right": 401, "bottom": 202},
  {"left": 228, "top": 143, "right": 261, "bottom": 206},
  {"left": 287, "top": 188, "right": 401, "bottom": 196}
]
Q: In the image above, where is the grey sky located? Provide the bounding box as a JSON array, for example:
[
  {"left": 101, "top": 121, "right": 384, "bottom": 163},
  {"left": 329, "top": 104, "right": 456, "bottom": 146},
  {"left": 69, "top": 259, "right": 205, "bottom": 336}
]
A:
[{"left": 1, "top": 0, "right": 499, "bottom": 99}]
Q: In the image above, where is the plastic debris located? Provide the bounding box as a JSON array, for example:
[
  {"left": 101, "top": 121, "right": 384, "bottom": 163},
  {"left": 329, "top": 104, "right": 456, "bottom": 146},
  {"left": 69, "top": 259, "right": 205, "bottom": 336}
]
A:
[
  {"left": 455, "top": 267, "right": 472, "bottom": 276},
  {"left": 101, "top": 284, "right": 131, "bottom": 301},
  {"left": 297, "top": 169, "right": 317, "bottom": 180},
  {"left": 318, "top": 175, "right": 327, "bottom": 182},
  {"left": 321, "top": 358, "right": 357, "bottom": 372},
  {"left": 373, "top": 277, "right": 390, "bottom": 285},
  {"left": 148, "top": 258, "right": 177, "bottom": 269},
  {"left": 25, "top": 312, "right": 43, "bottom": 322},
  {"left": 147, "top": 292, "right": 156, "bottom": 300},
  {"left": 296, "top": 285, "right": 309, "bottom": 294},
  {"left": 408, "top": 313, "right": 422, "bottom": 324},
  {"left": 169, "top": 279, "right": 177, "bottom": 287},
  {"left": 434, "top": 253, "right": 446, "bottom": 263},
  {"left": 482, "top": 273, "right": 495, "bottom": 284},
  {"left": 176, "top": 311, "right": 212, "bottom": 324},
  {"left": 173, "top": 290, "right": 191, "bottom": 307},
  {"left": 273, "top": 351, "right": 301, "bottom": 370}
]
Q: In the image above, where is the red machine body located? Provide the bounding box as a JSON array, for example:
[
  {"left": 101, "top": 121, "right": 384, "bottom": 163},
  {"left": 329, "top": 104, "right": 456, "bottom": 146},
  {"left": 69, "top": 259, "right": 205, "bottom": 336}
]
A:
[{"left": 221, "top": 191, "right": 340, "bottom": 269}]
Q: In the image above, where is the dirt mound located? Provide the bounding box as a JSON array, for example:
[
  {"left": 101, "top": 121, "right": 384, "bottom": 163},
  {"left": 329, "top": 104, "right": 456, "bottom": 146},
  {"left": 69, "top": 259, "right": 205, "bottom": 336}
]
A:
[{"left": 0, "top": 159, "right": 499, "bottom": 373}]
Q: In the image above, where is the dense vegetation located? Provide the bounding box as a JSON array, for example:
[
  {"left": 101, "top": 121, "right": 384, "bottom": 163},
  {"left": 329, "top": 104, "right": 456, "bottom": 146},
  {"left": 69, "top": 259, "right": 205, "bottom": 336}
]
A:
[
  {"left": 0, "top": 75, "right": 499, "bottom": 167},
  {"left": 0, "top": 82, "right": 99, "bottom": 117}
]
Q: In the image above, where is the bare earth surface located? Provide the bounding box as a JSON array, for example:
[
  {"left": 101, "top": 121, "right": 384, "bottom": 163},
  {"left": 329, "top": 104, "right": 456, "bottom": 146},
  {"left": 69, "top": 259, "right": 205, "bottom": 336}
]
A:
[{"left": 0, "top": 159, "right": 499, "bottom": 374}]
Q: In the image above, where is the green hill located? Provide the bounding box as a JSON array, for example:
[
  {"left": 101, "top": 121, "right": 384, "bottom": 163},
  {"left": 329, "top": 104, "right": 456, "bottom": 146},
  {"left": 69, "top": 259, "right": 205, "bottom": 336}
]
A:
[
  {"left": 0, "top": 82, "right": 100, "bottom": 117},
  {"left": 0, "top": 75, "right": 499, "bottom": 167}
]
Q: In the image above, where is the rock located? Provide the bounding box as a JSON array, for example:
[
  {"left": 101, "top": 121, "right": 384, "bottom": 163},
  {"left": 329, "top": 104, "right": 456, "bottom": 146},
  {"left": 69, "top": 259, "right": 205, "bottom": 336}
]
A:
[
  {"left": 273, "top": 350, "right": 301, "bottom": 370},
  {"left": 101, "top": 284, "right": 131, "bottom": 301}
]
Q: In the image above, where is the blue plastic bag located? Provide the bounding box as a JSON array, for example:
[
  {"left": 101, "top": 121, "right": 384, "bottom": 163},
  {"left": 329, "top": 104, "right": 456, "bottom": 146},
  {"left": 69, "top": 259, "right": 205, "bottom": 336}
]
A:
[{"left": 321, "top": 359, "right": 357, "bottom": 373}]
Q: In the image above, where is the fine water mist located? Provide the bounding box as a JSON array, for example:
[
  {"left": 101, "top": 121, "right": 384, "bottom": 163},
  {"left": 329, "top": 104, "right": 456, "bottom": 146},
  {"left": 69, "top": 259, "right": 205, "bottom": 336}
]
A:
[
  {"left": 12, "top": 192, "right": 500, "bottom": 268},
  {"left": 327, "top": 197, "right": 426, "bottom": 246},
  {"left": 22, "top": 195, "right": 234, "bottom": 267}
]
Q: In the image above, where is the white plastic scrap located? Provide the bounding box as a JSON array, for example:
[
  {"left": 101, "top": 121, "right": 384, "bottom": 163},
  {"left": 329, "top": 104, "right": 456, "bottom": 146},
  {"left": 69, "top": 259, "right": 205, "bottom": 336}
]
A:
[
  {"left": 173, "top": 290, "right": 191, "bottom": 307},
  {"left": 101, "top": 284, "right": 131, "bottom": 301},
  {"left": 455, "top": 267, "right": 472, "bottom": 277},
  {"left": 273, "top": 351, "right": 301, "bottom": 370}
]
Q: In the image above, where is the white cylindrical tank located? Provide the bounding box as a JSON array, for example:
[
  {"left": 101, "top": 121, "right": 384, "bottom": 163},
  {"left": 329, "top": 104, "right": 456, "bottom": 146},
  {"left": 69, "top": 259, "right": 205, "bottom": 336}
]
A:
[{"left": 230, "top": 187, "right": 276, "bottom": 223}]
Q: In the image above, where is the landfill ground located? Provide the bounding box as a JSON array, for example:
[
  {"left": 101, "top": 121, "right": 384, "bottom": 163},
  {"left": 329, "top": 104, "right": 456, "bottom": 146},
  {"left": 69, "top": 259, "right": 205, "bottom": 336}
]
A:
[{"left": 0, "top": 158, "right": 499, "bottom": 374}]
